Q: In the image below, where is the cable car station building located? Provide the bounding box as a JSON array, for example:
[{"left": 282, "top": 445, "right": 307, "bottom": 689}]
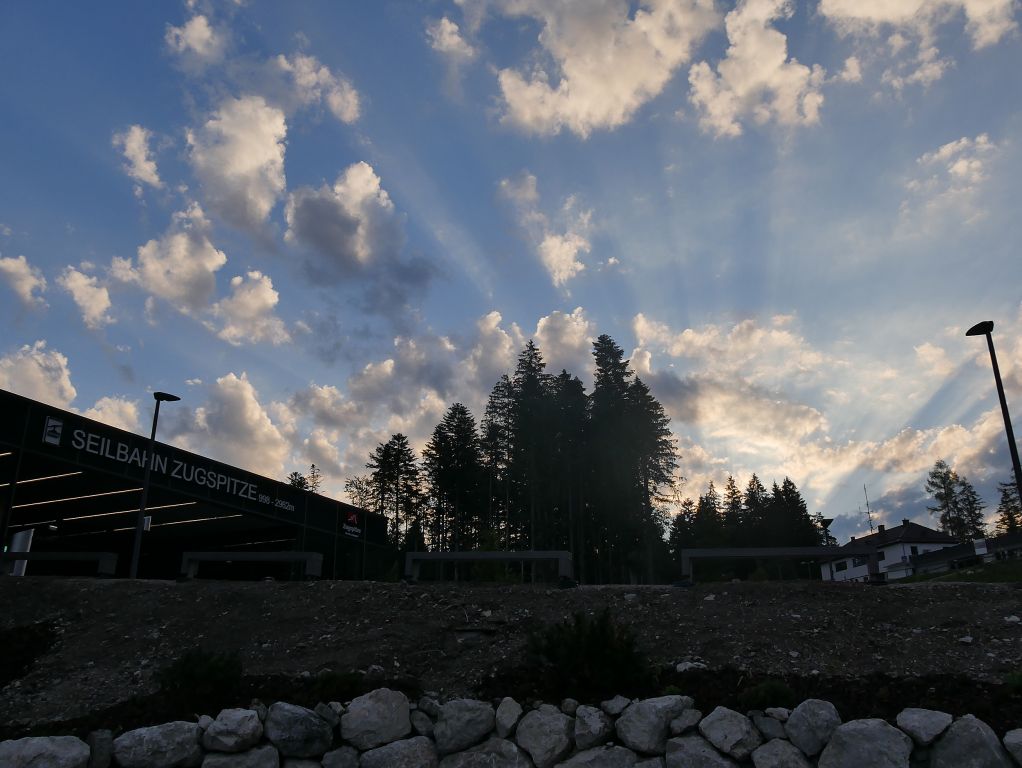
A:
[{"left": 0, "top": 388, "right": 389, "bottom": 580}]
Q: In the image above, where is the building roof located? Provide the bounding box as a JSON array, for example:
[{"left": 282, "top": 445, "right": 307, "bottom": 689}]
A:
[{"left": 840, "top": 520, "right": 958, "bottom": 550}]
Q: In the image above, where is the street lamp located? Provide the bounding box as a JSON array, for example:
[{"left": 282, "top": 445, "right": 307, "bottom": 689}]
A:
[
  {"left": 129, "top": 391, "right": 180, "bottom": 578},
  {"left": 966, "top": 321, "right": 1022, "bottom": 506}
]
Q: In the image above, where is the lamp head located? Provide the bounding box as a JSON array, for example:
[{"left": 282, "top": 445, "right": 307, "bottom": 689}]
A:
[
  {"left": 153, "top": 391, "right": 181, "bottom": 402},
  {"left": 965, "top": 320, "right": 994, "bottom": 337}
]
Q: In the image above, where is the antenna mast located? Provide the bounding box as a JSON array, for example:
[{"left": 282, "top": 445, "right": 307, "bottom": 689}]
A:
[{"left": 863, "top": 484, "right": 875, "bottom": 534}]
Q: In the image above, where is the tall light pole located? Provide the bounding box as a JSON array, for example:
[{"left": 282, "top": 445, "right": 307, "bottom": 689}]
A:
[
  {"left": 129, "top": 391, "right": 180, "bottom": 579},
  {"left": 966, "top": 321, "right": 1022, "bottom": 506}
]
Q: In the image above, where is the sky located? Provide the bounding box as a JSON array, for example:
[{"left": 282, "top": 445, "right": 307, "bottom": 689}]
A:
[{"left": 1, "top": 0, "right": 1021, "bottom": 545}]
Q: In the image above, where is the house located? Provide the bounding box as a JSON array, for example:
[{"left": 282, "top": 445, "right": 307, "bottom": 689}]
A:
[
  {"left": 911, "top": 529, "right": 1022, "bottom": 576},
  {"left": 820, "top": 519, "right": 957, "bottom": 583}
]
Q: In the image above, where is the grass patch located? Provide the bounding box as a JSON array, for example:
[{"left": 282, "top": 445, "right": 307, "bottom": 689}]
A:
[{"left": 899, "top": 559, "right": 1022, "bottom": 584}]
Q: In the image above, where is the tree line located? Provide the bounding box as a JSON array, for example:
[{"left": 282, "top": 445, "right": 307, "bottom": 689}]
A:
[{"left": 925, "top": 459, "right": 1020, "bottom": 541}]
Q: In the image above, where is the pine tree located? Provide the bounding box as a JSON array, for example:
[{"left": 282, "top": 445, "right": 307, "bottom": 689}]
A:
[
  {"left": 511, "top": 340, "right": 553, "bottom": 551},
  {"left": 287, "top": 471, "right": 308, "bottom": 490},
  {"left": 481, "top": 375, "right": 515, "bottom": 547},
  {"left": 668, "top": 498, "right": 696, "bottom": 558},
  {"left": 743, "top": 474, "right": 769, "bottom": 541},
  {"left": 995, "top": 475, "right": 1021, "bottom": 535},
  {"left": 343, "top": 474, "right": 373, "bottom": 509},
  {"left": 367, "top": 433, "right": 421, "bottom": 548},
  {"left": 306, "top": 464, "right": 323, "bottom": 494},
  {"left": 722, "top": 475, "right": 743, "bottom": 544},
  {"left": 955, "top": 475, "right": 986, "bottom": 540},
  {"left": 925, "top": 460, "right": 965, "bottom": 540},
  {"left": 693, "top": 481, "right": 723, "bottom": 546},
  {"left": 423, "top": 403, "right": 484, "bottom": 551}
]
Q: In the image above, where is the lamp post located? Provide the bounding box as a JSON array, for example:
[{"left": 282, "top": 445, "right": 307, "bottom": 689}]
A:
[
  {"left": 129, "top": 391, "right": 180, "bottom": 579},
  {"left": 966, "top": 321, "right": 1022, "bottom": 506}
]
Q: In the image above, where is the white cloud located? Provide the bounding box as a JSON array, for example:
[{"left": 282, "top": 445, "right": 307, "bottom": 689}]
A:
[
  {"left": 57, "top": 264, "right": 114, "bottom": 330},
  {"left": 82, "top": 397, "right": 140, "bottom": 432},
  {"left": 0, "top": 341, "right": 76, "bottom": 408},
  {"left": 837, "top": 55, "right": 862, "bottom": 83},
  {"left": 0, "top": 254, "right": 47, "bottom": 307},
  {"left": 165, "top": 14, "right": 226, "bottom": 66},
  {"left": 112, "top": 125, "right": 163, "bottom": 195},
  {"left": 901, "top": 133, "right": 998, "bottom": 229},
  {"left": 188, "top": 95, "right": 287, "bottom": 232},
  {"left": 211, "top": 270, "right": 290, "bottom": 346},
  {"left": 534, "top": 306, "right": 596, "bottom": 377},
  {"left": 914, "top": 342, "right": 955, "bottom": 378},
  {"left": 491, "top": 0, "right": 720, "bottom": 137},
  {"left": 688, "top": 0, "right": 826, "bottom": 138},
  {"left": 112, "top": 203, "right": 227, "bottom": 314},
  {"left": 427, "top": 17, "right": 477, "bottom": 60},
  {"left": 274, "top": 53, "right": 360, "bottom": 124}
]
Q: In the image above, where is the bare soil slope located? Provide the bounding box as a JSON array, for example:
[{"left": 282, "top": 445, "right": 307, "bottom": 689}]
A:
[{"left": 1, "top": 578, "right": 1021, "bottom": 738}]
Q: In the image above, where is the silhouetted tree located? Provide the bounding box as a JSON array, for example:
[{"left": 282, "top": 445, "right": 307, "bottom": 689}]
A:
[
  {"left": 955, "top": 475, "right": 986, "bottom": 540},
  {"left": 367, "top": 433, "right": 421, "bottom": 548},
  {"left": 925, "top": 460, "right": 985, "bottom": 542},
  {"left": 306, "top": 464, "right": 323, "bottom": 494},
  {"left": 422, "top": 403, "right": 485, "bottom": 551},
  {"left": 344, "top": 474, "right": 373, "bottom": 509},
  {"left": 287, "top": 471, "right": 308, "bottom": 490},
  {"left": 995, "top": 473, "right": 1021, "bottom": 535}
]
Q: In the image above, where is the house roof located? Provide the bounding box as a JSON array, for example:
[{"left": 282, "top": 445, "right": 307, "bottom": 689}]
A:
[{"left": 840, "top": 520, "right": 957, "bottom": 550}]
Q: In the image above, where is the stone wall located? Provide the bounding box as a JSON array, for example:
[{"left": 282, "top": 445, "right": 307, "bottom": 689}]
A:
[{"left": 1, "top": 686, "right": 1021, "bottom": 767}]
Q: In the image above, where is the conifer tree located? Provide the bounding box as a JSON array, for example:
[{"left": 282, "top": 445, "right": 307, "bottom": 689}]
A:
[
  {"left": 995, "top": 474, "right": 1021, "bottom": 535},
  {"left": 367, "top": 433, "right": 421, "bottom": 548}
]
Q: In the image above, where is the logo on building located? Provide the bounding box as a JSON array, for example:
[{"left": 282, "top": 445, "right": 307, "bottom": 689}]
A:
[
  {"left": 343, "top": 510, "right": 362, "bottom": 537},
  {"left": 43, "top": 416, "right": 63, "bottom": 446}
]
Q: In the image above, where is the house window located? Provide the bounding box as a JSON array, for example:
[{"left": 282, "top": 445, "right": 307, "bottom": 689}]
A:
[
  {"left": 835, "top": 561, "right": 848, "bottom": 572},
  {"left": 852, "top": 556, "right": 867, "bottom": 567},
  {"left": 877, "top": 551, "right": 885, "bottom": 561},
  {"left": 911, "top": 546, "right": 918, "bottom": 556}
]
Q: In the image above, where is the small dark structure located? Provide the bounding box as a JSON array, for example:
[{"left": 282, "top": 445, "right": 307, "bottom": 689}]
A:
[
  {"left": 404, "top": 549, "right": 574, "bottom": 582},
  {"left": 679, "top": 546, "right": 878, "bottom": 583}
]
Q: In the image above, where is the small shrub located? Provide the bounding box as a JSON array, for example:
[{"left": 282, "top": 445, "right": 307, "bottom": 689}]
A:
[
  {"left": 156, "top": 648, "right": 243, "bottom": 715},
  {"left": 738, "top": 679, "right": 797, "bottom": 711}
]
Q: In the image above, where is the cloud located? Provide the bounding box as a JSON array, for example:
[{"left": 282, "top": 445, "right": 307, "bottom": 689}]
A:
[
  {"left": 534, "top": 306, "right": 596, "bottom": 377},
  {"left": 187, "top": 95, "right": 287, "bottom": 232},
  {"left": 112, "top": 125, "right": 163, "bottom": 195},
  {"left": 0, "top": 254, "right": 47, "bottom": 308},
  {"left": 500, "top": 172, "right": 593, "bottom": 287},
  {"left": 427, "top": 17, "right": 477, "bottom": 60},
  {"left": 901, "top": 133, "right": 998, "bottom": 229},
  {"left": 82, "top": 396, "right": 140, "bottom": 432},
  {"left": 57, "top": 264, "right": 114, "bottom": 330},
  {"left": 0, "top": 341, "right": 76, "bottom": 408},
  {"left": 688, "top": 0, "right": 826, "bottom": 138},
  {"left": 273, "top": 53, "right": 360, "bottom": 124},
  {"left": 111, "top": 203, "right": 227, "bottom": 314},
  {"left": 489, "top": 0, "right": 719, "bottom": 137},
  {"left": 914, "top": 342, "right": 955, "bottom": 378},
  {"left": 210, "top": 270, "right": 290, "bottom": 346},
  {"left": 165, "top": 14, "right": 227, "bottom": 67}
]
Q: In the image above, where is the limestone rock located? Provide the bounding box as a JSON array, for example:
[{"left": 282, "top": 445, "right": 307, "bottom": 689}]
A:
[
  {"left": 634, "top": 760, "right": 664, "bottom": 768},
  {"left": 1003, "top": 729, "right": 1022, "bottom": 766},
  {"left": 665, "top": 735, "right": 739, "bottom": 768},
  {"left": 575, "top": 705, "right": 614, "bottom": 750},
  {"left": 515, "top": 707, "right": 574, "bottom": 768},
  {"left": 895, "top": 708, "right": 952, "bottom": 747},
  {"left": 818, "top": 719, "right": 912, "bottom": 768},
  {"left": 752, "top": 714, "right": 786, "bottom": 742},
  {"left": 321, "top": 745, "right": 358, "bottom": 768},
  {"left": 419, "top": 696, "right": 442, "bottom": 718},
  {"left": 698, "top": 706, "right": 762, "bottom": 760},
  {"left": 314, "top": 702, "right": 340, "bottom": 730},
  {"left": 339, "top": 688, "right": 411, "bottom": 750},
  {"left": 497, "top": 697, "right": 524, "bottom": 738},
  {"left": 751, "top": 739, "right": 812, "bottom": 768},
  {"left": 930, "top": 715, "right": 1013, "bottom": 768},
  {"left": 0, "top": 736, "right": 91, "bottom": 768},
  {"left": 669, "top": 709, "right": 701, "bottom": 736},
  {"left": 561, "top": 699, "right": 580, "bottom": 716},
  {"left": 412, "top": 710, "right": 435, "bottom": 736},
  {"left": 555, "top": 745, "right": 639, "bottom": 766},
  {"left": 616, "top": 696, "right": 691, "bottom": 754},
  {"left": 360, "top": 736, "right": 438, "bottom": 768},
  {"left": 87, "top": 729, "right": 113, "bottom": 768},
  {"left": 281, "top": 760, "right": 319, "bottom": 768},
  {"left": 784, "top": 699, "right": 841, "bottom": 757},
  {"left": 264, "top": 702, "right": 333, "bottom": 758},
  {"left": 113, "top": 722, "right": 203, "bottom": 768},
  {"left": 201, "top": 745, "right": 279, "bottom": 768},
  {"left": 602, "top": 696, "right": 632, "bottom": 716},
  {"left": 434, "top": 699, "right": 496, "bottom": 755},
  {"left": 764, "top": 709, "right": 790, "bottom": 723},
  {"left": 203, "top": 709, "right": 263, "bottom": 753},
  {"left": 439, "top": 737, "right": 533, "bottom": 767},
  {"left": 198, "top": 716, "right": 214, "bottom": 732}
]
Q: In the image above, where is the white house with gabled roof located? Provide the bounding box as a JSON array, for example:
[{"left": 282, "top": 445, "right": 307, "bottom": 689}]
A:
[{"left": 821, "top": 519, "right": 958, "bottom": 583}]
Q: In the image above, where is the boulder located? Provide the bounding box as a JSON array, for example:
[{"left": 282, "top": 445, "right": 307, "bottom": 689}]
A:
[
  {"left": 201, "top": 745, "right": 279, "bottom": 768},
  {"left": 555, "top": 745, "right": 639, "bottom": 766},
  {"left": 616, "top": 696, "right": 691, "bottom": 754},
  {"left": 930, "top": 715, "right": 1013, "bottom": 768},
  {"left": 439, "top": 737, "right": 533, "bottom": 767},
  {"left": 665, "top": 735, "right": 739, "bottom": 768},
  {"left": 669, "top": 710, "right": 701, "bottom": 736},
  {"left": 87, "top": 729, "right": 113, "bottom": 768},
  {"left": 433, "top": 699, "right": 496, "bottom": 755},
  {"left": 575, "top": 705, "right": 614, "bottom": 750},
  {"left": 698, "top": 706, "right": 762, "bottom": 760},
  {"left": 752, "top": 714, "right": 786, "bottom": 742},
  {"left": 0, "top": 736, "right": 91, "bottom": 768},
  {"left": 264, "top": 702, "right": 333, "bottom": 758},
  {"left": 321, "top": 745, "right": 358, "bottom": 768},
  {"left": 497, "top": 697, "right": 524, "bottom": 738},
  {"left": 602, "top": 696, "right": 632, "bottom": 716},
  {"left": 314, "top": 702, "right": 340, "bottom": 730},
  {"left": 412, "top": 710, "right": 435, "bottom": 736},
  {"left": 895, "top": 708, "right": 952, "bottom": 747},
  {"left": 339, "top": 688, "right": 411, "bottom": 750},
  {"left": 515, "top": 707, "right": 574, "bottom": 768},
  {"left": 281, "top": 761, "right": 319, "bottom": 768},
  {"left": 751, "top": 739, "right": 812, "bottom": 768},
  {"left": 635, "top": 759, "right": 665, "bottom": 768},
  {"left": 818, "top": 719, "right": 912, "bottom": 768},
  {"left": 1003, "top": 729, "right": 1022, "bottom": 766},
  {"left": 113, "top": 722, "right": 203, "bottom": 768},
  {"left": 561, "top": 699, "right": 580, "bottom": 716},
  {"left": 764, "top": 709, "right": 790, "bottom": 723},
  {"left": 360, "top": 736, "right": 438, "bottom": 768},
  {"left": 203, "top": 709, "right": 263, "bottom": 753},
  {"left": 784, "top": 700, "right": 840, "bottom": 757},
  {"left": 419, "top": 696, "right": 442, "bottom": 718}
]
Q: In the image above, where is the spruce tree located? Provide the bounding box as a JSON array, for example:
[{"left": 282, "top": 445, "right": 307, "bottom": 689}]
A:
[
  {"left": 995, "top": 474, "right": 1022, "bottom": 535},
  {"left": 367, "top": 433, "right": 421, "bottom": 548}
]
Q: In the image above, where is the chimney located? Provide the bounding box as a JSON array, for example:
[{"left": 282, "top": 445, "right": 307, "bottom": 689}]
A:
[
  {"left": 850, "top": 536, "right": 855, "bottom": 541},
  {"left": 878, "top": 524, "right": 885, "bottom": 533},
  {"left": 902, "top": 518, "right": 910, "bottom": 527}
]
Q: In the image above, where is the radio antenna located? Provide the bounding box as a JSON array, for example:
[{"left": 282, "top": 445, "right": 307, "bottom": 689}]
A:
[{"left": 863, "top": 484, "right": 875, "bottom": 534}]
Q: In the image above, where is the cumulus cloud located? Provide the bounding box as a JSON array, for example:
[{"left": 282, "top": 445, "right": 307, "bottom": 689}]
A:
[
  {"left": 901, "top": 133, "right": 998, "bottom": 229},
  {"left": 534, "top": 306, "right": 596, "bottom": 377},
  {"left": 112, "top": 125, "right": 163, "bottom": 196},
  {"left": 688, "top": 0, "right": 826, "bottom": 138},
  {"left": 210, "top": 270, "right": 290, "bottom": 346},
  {"left": 0, "top": 254, "right": 47, "bottom": 307},
  {"left": 427, "top": 17, "right": 477, "bottom": 60},
  {"left": 273, "top": 53, "right": 360, "bottom": 123},
  {"left": 57, "top": 264, "right": 114, "bottom": 330},
  {"left": 188, "top": 95, "right": 287, "bottom": 232},
  {"left": 111, "top": 203, "right": 227, "bottom": 314},
  {"left": 491, "top": 0, "right": 719, "bottom": 137},
  {"left": 165, "top": 14, "right": 227, "bottom": 66},
  {"left": 82, "top": 396, "right": 140, "bottom": 432},
  {"left": 500, "top": 171, "right": 593, "bottom": 288},
  {"left": 0, "top": 341, "right": 76, "bottom": 408}
]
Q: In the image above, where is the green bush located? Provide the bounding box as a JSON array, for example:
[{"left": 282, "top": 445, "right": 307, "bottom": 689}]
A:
[{"left": 156, "top": 648, "right": 243, "bottom": 715}]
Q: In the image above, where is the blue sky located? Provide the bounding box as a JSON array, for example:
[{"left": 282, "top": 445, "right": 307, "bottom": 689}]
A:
[{"left": 2, "top": 0, "right": 1021, "bottom": 543}]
